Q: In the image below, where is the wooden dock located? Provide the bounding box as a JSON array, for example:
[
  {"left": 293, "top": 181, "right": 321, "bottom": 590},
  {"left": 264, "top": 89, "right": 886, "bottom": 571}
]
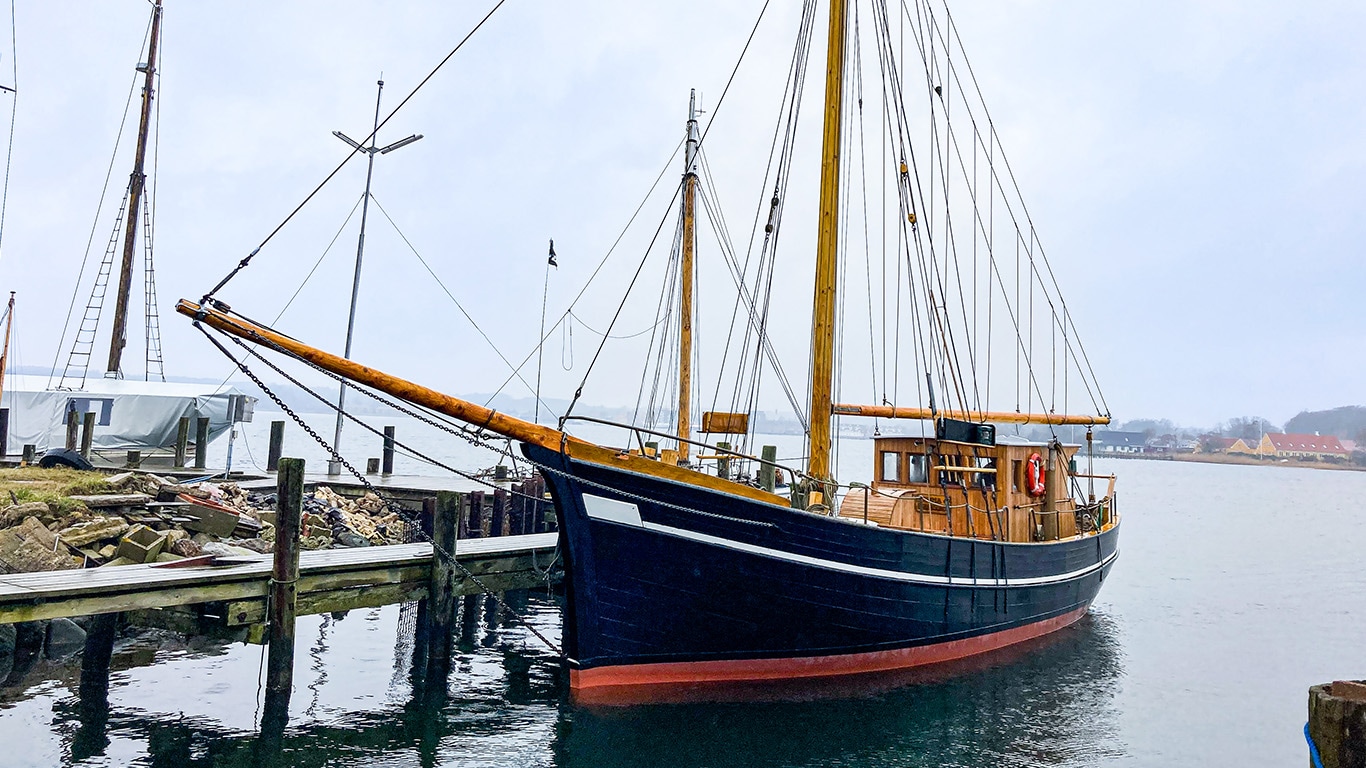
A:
[
  {"left": 0, "top": 457, "right": 560, "bottom": 752},
  {"left": 0, "top": 532, "right": 558, "bottom": 626}
]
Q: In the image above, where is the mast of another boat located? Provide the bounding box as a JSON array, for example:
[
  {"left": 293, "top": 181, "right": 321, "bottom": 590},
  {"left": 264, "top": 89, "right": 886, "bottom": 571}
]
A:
[
  {"left": 105, "top": 0, "right": 161, "bottom": 378},
  {"left": 0, "top": 291, "right": 13, "bottom": 405},
  {"left": 806, "top": 0, "right": 850, "bottom": 496},
  {"left": 676, "top": 90, "right": 700, "bottom": 463},
  {"left": 328, "top": 79, "right": 385, "bottom": 476}
]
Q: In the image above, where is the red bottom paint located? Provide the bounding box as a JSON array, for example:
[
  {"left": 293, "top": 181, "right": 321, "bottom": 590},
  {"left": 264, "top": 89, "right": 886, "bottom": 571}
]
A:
[{"left": 571, "top": 606, "right": 1090, "bottom": 706}]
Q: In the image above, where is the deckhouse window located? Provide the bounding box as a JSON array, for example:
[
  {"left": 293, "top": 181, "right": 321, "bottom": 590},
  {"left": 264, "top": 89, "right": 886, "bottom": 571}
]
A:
[
  {"left": 881, "top": 451, "right": 901, "bottom": 482},
  {"left": 908, "top": 454, "right": 929, "bottom": 483}
]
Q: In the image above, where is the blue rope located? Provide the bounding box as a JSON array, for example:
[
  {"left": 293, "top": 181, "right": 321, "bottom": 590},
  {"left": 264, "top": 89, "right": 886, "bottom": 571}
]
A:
[{"left": 1305, "top": 723, "right": 1325, "bottom": 768}]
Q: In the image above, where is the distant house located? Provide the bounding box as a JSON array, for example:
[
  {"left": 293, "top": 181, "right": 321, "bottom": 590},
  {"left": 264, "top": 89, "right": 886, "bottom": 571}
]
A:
[
  {"left": 1201, "top": 437, "right": 1239, "bottom": 454},
  {"left": 1093, "top": 430, "right": 1147, "bottom": 455},
  {"left": 1145, "top": 435, "right": 1175, "bottom": 454},
  {"left": 1226, "top": 438, "right": 1257, "bottom": 455},
  {"left": 1256, "top": 432, "right": 1349, "bottom": 461}
]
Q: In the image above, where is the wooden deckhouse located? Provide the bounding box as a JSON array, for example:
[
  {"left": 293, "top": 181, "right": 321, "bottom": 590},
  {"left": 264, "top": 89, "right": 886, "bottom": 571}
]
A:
[{"left": 838, "top": 428, "right": 1112, "bottom": 544}]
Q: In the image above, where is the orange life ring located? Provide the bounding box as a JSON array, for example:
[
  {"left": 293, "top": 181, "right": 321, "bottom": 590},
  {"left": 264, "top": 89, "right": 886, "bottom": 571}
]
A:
[{"left": 1025, "top": 452, "right": 1046, "bottom": 497}]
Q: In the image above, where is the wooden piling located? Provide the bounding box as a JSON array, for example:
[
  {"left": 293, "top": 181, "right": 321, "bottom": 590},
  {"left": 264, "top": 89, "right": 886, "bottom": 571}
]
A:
[
  {"left": 760, "top": 445, "right": 777, "bottom": 492},
  {"left": 458, "top": 594, "right": 480, "bottom": 650},
  {"left": 80, "top": 411, "right": 96, "bottom": 459},
  {"left": 382, "top": 425, "right": 395, "bottom": 476},
  {"left": 174, "top": 417, "right": 190, "bottom": 468},
  {"left": 266, "top": 420, "right": 284, "bottom": 472},
  {"left": 65, "top": 405, "right": 79, "bottom": 451},
  {"left": 193, "top": 417, "right": 210, "bottom": 470},
  {"left": 21, "top": 443, "right": 34, "bottom": 466},
  {"left": 266, "top": 458, "right": 304, "bottom": 707},
  {"left": 75, "top": 613, "right": 117, "bottom": 762},
  {"left": 125, "top": 450, "right": 141, "bottom": 469},
  {"left": 366, "top": 458, "right": 380, "bottom": 475},
  {"left": 0, "top": 407, "right": 8, "bottom": 458},
  {"left": 492, "top": 488, "right": 507, "bottom": 537},
  {"left": 510, "top": 481, "right": 528, "bottom": 536},
  {"left": 717, "top": 441, "right": 731, "bottom": 480},
  {"left": 427, "top": 490, "right": 460, "bottom": 680},
  {"left": 467, "top": 491, "right": 485, "bottom": 539},
  {"left": 1309, "top": 680, "right": 1366, "bottom": 768},
  {"left": 531, "top": 477, "right": 548, "bottom": 532},
  {"left": 80, "top": 613, "right": 118, "bottom": 684}
]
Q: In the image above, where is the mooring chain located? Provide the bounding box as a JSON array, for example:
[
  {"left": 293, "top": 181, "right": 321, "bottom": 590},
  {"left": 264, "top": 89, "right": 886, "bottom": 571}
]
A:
[
  {"left": 196, "top": 323, "right": 564, "bottom": 656},
  {"left": 225, "top": 321, "right": 781, "bottom": 533},
  {"left": 218, "top": 330, "right": 544, "bottom": 506}
]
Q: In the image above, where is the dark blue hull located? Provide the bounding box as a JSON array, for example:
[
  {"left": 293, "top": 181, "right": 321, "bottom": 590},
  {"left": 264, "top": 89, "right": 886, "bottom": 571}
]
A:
[{"left": 522, "top": 443, "right": 1119, "bottom": 701}]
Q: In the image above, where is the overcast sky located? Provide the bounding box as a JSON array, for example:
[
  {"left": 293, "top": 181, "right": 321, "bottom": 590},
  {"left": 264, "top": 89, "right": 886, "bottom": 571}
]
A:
[{"left": 0, "top": 1, "right": 1361, "bottom": 430}]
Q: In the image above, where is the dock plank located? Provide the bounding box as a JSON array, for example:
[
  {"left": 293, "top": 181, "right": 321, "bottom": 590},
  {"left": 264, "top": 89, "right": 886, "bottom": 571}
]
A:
[{"left": 0, "top": 532, "right": 559, "bottom": 624}]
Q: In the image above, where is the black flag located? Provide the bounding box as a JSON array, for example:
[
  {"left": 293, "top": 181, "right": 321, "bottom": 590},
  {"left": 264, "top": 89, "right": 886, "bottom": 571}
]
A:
[{"left": 548, "top": 239, "right": 557, "bottom": 268}]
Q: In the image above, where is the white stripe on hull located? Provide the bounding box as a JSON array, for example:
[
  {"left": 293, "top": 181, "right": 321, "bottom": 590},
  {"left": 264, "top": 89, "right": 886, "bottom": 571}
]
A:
[{"left": 582, "top": 493, "right": 1116, "bottom": 588}]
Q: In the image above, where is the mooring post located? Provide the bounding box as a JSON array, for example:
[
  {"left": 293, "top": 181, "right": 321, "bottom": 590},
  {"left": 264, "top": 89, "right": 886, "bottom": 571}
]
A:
[
  {"left": 21, "top": 443, "right": 34, "bottom": 466},
  {"left": 760, "top": 445, "right": 777, "bottom": 492},
  {"left": 492, "top": 488, "right": 507, "bottom": 537},
  {"left": 409, "top": 497, "right": 437, "bottom": 693},
  {"left": 80, "top": 411, "right": 96, "bottom": 459},
  {"left": 510, "top": 481, "right": 527, "bottom": 536},
  {"left": 73, "top": 613, "right": 118, "bottom": 762},
  {"left": 531, "top": 477, "right": 548, "bottom": 532},
  {"left": 264, "top": 457, "right": 304, "bottom": 730},
  {"left": 266, "top": 420, "right": 284, "bottom": 472},
  {"left": 65, "top": 404, "right": 79, "bottom": 451},
  {"left": 467, "top": 491, "right": 485, "bottom": 539},
  {"left": 1309, "top": 680, "right": 1366, "bottom": 768},
  {"left": 0, "top": 407, "right": 9, "bottom": 458},
  {"left": 193, "top": 416, "right": 210, "bottom": 470},
  {"left": 125, "top": 450, "right": 140, "bottom": 469},
  {"left": 174, "top": 417, "right": 190, "bottom": 468},
  {"left": 427, "top": 490, "right": 460, "bottom": 681},
  {"left": 79, "top": 613, "right": 118, "bottom": 694},
  {"left": 717, "top": 441, "right": 732, "bottom": 480},
  {"left": 382, "top": 425, "right": 395, "bottom": 476}
]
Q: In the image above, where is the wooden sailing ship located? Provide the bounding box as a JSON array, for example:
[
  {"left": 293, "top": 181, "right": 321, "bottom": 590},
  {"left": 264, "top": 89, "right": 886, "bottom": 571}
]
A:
[{"left": 177, "top": 0, "right": 1119, "bottom": 704}]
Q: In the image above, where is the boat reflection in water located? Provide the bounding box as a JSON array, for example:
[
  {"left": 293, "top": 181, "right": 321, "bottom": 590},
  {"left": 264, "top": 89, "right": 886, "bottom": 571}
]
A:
[
  {"left": 18, "top": 595, "right": 1120, "bottom": 767},
  {"left": 554, "top": 609, "right": 1126, "bottom": 768}
]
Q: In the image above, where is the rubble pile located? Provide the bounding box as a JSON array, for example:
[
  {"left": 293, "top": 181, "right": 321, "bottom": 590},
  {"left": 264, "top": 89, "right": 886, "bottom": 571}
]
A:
[{"left": 0, "top": 469, "right": 412, "bottom": 575}]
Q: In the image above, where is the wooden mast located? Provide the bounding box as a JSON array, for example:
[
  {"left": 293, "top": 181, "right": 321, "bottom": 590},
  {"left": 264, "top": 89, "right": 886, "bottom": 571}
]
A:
[
  {"left": 105, "top": 0, "right": 162, "bottom": 378},
  {"left": 807, "top": 0, "right": 850, "bottom": 484},
  {"left": 0, "top": 292, "right": 13, "bottom": 405},
  {"left": 677, "top": 90, "right": 700, "bottom": 463}
]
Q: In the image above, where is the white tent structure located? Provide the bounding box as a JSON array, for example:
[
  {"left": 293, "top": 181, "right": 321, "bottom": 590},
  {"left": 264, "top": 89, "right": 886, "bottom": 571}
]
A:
[{"left": 1, "top": 374, "right": 254, "bottom": 457}]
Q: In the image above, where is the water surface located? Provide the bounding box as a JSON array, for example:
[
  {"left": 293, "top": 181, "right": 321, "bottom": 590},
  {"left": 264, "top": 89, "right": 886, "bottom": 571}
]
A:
[{"left": 2, "top": 455, "right": 1361, "bottom": 766}]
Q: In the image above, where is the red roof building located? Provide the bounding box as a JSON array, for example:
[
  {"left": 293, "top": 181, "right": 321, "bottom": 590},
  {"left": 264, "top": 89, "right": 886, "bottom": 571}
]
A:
[{"left": 1257, "top": 433, "right": 1349, "bottom": 460}]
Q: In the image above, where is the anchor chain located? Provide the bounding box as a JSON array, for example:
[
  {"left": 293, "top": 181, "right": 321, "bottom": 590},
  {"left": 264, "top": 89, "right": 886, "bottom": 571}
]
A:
[{"left": 196, "top": 322, "right": 563, "bottom": 656}]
